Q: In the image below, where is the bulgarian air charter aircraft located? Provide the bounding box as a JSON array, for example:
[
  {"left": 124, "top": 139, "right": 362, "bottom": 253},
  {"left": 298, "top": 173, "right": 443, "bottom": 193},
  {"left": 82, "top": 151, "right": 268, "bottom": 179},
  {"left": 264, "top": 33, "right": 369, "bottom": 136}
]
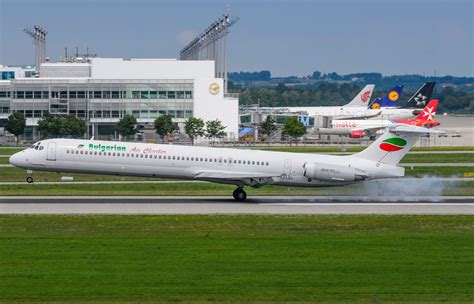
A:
[{"left": 10, "top": 125, "right": 441, "bottom": 201}]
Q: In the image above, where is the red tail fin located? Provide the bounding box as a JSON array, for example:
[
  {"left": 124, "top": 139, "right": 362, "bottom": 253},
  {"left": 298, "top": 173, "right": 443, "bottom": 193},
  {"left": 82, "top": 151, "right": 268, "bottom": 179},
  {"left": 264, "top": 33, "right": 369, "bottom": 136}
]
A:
[
  {"left": 393, "top": 99, "right": 439, "bottom": 127},
  {"left": 414, "top": 99, "right": 438, "bottom": 122}
]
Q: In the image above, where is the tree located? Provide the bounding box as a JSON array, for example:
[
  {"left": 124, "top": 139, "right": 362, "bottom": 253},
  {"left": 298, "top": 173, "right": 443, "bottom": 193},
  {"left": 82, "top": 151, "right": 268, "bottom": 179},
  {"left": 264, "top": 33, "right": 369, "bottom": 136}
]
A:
[
  {"left": 116, "top": 115, "right": 139, "bottom": 141},
  {"left": 62, "top": 115, "right": 86, "bottom": 138},
  {"left": 282, "top": 117, "right": 306, "bottom": 146},
  {"left": 184, "top": 117, "right": 205, "bottom": 145},
  {"left": 154, "top": 115, "right": 174, "bottom": 143},
  {"left": 38, "top": 113, "right": 64, "bottom": 138},
  {"left": 6, "top": 112, "right": 26, "bottom": 145},
  {"left": 205, "top": 119, "right": 226, "bottom": 146},
  {"left": 259, "top": 115, "right": 278, "bottom": 145},
  {"left": 311, "top": 70, "right": 321, "bottom": 79}
]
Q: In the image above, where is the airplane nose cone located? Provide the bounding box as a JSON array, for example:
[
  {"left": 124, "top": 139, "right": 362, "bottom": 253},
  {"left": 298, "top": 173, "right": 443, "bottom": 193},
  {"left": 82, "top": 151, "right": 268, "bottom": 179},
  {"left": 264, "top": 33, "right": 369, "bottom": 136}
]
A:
[{"left": 9, "top": 152, "right": 24, "bottom": 167}]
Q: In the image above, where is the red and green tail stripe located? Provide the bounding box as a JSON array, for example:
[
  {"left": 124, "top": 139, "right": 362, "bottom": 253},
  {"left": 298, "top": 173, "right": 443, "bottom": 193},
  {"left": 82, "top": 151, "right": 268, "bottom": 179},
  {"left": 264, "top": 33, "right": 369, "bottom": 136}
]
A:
[{"left": 379, "top": 137, "right": 407, "bottom": 152}]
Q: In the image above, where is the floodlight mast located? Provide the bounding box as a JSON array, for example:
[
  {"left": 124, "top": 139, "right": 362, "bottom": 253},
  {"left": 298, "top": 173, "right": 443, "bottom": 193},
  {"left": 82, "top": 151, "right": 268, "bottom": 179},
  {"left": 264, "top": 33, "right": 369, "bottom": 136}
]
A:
[
  {"left": 23, "top": 25, "right": 48, "bottom": 73},
  {"left": 180, "top": 11, "right": 238, "bottom": 93}
]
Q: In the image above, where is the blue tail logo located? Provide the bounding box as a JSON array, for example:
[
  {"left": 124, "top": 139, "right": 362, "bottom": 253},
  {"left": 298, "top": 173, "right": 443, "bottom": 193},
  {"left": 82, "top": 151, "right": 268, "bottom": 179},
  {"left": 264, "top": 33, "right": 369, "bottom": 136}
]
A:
[{"left": 369, "top": 85, "right": 404, "bottom": 109}]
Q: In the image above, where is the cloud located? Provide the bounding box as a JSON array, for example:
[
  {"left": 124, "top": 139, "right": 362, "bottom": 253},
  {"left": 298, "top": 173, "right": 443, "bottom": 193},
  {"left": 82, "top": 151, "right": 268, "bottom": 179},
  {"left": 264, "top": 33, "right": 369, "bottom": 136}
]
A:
[{"left": 176, "top": 30, "right": 198, "bottom": 46}]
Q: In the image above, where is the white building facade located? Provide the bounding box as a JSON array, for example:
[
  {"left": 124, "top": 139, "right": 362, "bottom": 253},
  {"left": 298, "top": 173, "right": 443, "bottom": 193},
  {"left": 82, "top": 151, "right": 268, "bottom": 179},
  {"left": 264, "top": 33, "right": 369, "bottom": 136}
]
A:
[{"left": 0, "top": 58, "right": 239, "bottom": 141}]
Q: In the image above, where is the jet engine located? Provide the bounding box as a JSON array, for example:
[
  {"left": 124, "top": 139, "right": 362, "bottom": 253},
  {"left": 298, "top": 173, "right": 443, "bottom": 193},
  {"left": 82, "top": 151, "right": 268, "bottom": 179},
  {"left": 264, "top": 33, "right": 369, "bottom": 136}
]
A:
[
  {"left": 303, "top": 162, "right": 368, "bottom": 182},
  {"left": 350, "top": 130, "right": 365, "bottom": 138}
]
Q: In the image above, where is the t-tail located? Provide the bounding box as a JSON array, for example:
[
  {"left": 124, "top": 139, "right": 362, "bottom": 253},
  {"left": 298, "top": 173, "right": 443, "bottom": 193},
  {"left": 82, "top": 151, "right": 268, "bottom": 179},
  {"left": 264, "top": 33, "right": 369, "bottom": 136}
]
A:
[
  {"left": 352, "top": 124, "right": 443, "bottom": 166},
  {"left": 368, "top": 85, "right": 404, "bottom": 109},
  {"left": 345, "top": 84, "right": 375, "bottom": 107},
  {"left": 403, "top": 82, "right": 436, "bottom": 109}
]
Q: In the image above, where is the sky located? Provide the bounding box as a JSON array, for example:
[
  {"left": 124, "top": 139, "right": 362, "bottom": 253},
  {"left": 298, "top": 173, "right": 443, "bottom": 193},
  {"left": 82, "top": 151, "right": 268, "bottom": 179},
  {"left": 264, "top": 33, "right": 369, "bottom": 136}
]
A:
[{"left": 0, "top": 0, "right": 472, "bottom": 77}]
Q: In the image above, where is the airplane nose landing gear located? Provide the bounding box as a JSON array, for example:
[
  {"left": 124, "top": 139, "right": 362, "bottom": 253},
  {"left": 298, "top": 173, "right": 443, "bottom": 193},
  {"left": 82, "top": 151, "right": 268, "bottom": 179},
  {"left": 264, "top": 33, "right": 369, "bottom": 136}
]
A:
[
  {"left": 233, "top": 187, "right": 247, "bottom": 201},
  {"left": 26, "top": 176, "right": 34, "bottom": 184}
]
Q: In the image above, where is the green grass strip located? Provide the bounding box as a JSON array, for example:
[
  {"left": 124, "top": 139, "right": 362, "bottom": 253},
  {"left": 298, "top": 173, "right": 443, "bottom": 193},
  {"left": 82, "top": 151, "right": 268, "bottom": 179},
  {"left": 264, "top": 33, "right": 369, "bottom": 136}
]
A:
[{"left": 0, "top": 215, "right": 473, "bottom": 302}]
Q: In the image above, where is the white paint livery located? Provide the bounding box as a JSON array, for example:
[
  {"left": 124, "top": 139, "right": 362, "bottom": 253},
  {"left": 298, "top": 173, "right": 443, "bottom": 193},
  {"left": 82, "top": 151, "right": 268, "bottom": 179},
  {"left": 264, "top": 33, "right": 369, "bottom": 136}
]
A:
[{"left": 9, "top": 125, "right": 443, "bottom": 201}]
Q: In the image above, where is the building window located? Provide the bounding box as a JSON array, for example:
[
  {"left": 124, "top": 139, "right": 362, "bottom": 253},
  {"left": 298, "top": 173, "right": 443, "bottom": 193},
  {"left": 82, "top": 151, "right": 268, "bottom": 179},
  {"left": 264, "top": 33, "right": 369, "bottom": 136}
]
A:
[
  {"left": 150, "top": 91, "right": 157, "bottom": 99},
  {"left": 42, "top": 91, "right": 49, "bottom": 99},
  {"left": 77, "top": 91, "right": 85, "bottom": 98},
  {"left": 60, "top": 91, "right": 67, "bottom": 98},
  {"left": 93, "top": 91, "right": 101, "bottom": 99},
  {"left": 25, "top": 91, "right": 33, "bottom": 99},
  {"left": 176, "top": 110, "right": 184, "bottom": 118},
  {"left": 33, "top": 91, "right": 42, "bottom": 99},
  {"left": 132, "top": 91, "right": 140, "bottom": 99},
  {"left": 141, "top": 91, "right": 150, "bottom": 99},
  {"left": 158, "top": 91, "right": 167, "bottom": 99},
  {"left": 69, "top": 91, "right": 77, "bottom": 99},
  {"left": 176, "top": 91, "right": 184, "bottom": 99},
  {"left": 185, "top": 91, "right": 193, "bottom": 99},
  {"left": 103, "top": 91, "right": 111, "bottom": 99},
  {"left": 167, "top": 91, "right": 176, "bottom": 99},
  {"left": 185, "top": 110, "right": 193, "bottom": 118},
  {"left": 112, "top": 91, "right": 120, "bottom": 99},
  {"left": 16, "top": 91, "right": 25, "bottom": 99}
]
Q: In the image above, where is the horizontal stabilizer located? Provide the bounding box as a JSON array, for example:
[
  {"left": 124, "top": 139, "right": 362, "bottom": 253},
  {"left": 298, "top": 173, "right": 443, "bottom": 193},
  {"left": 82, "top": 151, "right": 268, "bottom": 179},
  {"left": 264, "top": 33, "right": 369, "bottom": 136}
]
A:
[{"left": 388, "top": 124, "right": 445, "bottom": 134}]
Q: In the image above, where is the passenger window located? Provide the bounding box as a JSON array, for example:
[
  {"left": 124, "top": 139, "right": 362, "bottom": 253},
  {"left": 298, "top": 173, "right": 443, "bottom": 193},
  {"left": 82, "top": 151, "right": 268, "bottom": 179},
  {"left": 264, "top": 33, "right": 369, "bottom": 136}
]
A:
[
  {"left": 266, "top": 162, "right": 269, "bottom": 166},
  {"left": 158, "top": 155, "right": 162, "bottom": 159},
  {"left": 257, "top": 161, "right": 260, "bottom": 165},
  {"left": 66, "top": 150, "right": 69, "bottom": 154},
  {"left": 154, "top": 155, "right": 157, "bottom": 159},
  {"left": 238, "top": 160, "right": 241, "bottom": 164},
  {"left": 108, "top": 152, "right": 111, "bottom": 156},
  {"left": 80, "top": 151, "right": 84, "bottom": 154},
  {"left": 186, "top": 157, "right": 189, "bottom": 161},
  {"left": 140, "top": 154, "right": 143, "bottom": 158}
]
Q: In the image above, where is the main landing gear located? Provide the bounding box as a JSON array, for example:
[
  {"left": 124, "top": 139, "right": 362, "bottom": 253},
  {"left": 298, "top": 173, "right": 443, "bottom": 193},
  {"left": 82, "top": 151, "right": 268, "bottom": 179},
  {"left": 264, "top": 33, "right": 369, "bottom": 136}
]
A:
[
  {"left": 233, "top": 187, "right": 247, "bottom": 201},
  {"left": 26, "top": 176, "right": 34, "bottom": 184}
]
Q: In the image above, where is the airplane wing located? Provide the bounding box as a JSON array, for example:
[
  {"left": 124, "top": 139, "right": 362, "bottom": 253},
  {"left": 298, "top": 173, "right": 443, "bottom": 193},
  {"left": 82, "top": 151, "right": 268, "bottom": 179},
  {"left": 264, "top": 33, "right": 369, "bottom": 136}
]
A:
[{"left": 193, "top": 170, "right": 281, "bottom": 187}]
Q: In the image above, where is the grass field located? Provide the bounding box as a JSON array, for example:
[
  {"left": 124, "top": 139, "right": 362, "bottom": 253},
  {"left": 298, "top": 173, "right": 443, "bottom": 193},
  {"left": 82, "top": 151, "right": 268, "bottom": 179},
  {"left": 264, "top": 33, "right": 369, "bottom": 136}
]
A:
[
  {"left": 0, "top": 215, "right": 473, "bottom": 303},
  {"left": 0, "top": 180, "right": 472, "bottom": 196}
]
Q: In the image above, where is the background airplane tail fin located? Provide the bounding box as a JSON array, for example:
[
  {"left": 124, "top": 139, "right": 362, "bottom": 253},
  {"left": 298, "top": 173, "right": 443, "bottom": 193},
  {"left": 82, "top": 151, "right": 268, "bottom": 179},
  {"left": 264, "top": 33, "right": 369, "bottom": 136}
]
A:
[
  {"left": 345, "top": 84, "right": 374, "bottom": 107},
  {"left": 368, "top": 85, "right": 404, "bottom": 109},
  {"left": 352, "top": 125, "right": 444, "bottom": 166},
  {"left": 403, "top": 82, "right": 436, "bottom": 108},
  {"left": 412, "top": 99, "right": 438, "bottom": 122}
]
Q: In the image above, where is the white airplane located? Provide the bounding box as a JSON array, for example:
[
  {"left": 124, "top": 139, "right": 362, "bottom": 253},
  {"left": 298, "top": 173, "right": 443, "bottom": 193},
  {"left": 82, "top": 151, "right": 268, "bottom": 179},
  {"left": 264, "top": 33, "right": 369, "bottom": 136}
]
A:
[
  {"left": 10, "top": 125, "right": 441, "bottom": 201},
  {"left": 319, "top": 99, "right": 440, "bottom": 138},
  {"left": 275, "top": 84, "right": 417, "bottom": 120}
]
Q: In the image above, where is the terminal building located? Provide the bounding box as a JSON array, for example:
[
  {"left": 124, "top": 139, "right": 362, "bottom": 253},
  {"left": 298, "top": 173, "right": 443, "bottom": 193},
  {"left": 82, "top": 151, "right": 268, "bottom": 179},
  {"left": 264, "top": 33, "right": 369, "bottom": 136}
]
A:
[{"left": 0, "top": 58, "right": 239, "bottom": 141}]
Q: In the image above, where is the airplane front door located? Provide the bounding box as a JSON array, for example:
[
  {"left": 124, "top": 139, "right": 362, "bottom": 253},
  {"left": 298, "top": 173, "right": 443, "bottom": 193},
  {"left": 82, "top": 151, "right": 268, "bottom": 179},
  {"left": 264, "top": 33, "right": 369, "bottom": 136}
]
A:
[
  {"left": 283, "top": 159, "right": 291, "bottom": 176},
  {"left": 47, "top": 142, "right": 57, "bottom": 161}
]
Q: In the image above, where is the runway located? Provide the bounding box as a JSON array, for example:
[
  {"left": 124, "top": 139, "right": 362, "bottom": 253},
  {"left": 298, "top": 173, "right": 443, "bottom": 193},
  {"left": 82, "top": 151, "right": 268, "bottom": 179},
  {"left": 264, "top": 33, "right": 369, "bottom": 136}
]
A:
[{"left": 1, "top": 196, "right": 473, "bottom": 215}]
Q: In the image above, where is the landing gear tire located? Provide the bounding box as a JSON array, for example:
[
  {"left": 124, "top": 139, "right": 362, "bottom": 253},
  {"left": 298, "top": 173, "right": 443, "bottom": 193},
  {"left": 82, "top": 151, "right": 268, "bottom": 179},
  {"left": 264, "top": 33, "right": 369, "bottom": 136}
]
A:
[
  {"left": 233, "top": 188, "right": 247, "bottom": 201},
  {"left": 26, "top": 176, "right": 34, "bottom": 184}
]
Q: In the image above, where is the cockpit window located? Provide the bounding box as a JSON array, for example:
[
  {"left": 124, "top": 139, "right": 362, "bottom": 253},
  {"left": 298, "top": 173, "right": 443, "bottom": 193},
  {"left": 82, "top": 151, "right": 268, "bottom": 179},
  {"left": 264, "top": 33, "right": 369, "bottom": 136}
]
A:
[{"left": 31, "top": 142, "right": 43, "bottom": 151}]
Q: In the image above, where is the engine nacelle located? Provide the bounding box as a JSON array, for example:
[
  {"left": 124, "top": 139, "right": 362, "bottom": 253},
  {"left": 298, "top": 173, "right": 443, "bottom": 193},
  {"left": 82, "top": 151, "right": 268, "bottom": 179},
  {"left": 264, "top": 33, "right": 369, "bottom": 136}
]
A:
[
  {"left": 350, "top": 130, "right": 365, "bottom": 138},
  {"left": 303, "top": 162, "right": 368, "bottom": 182}
]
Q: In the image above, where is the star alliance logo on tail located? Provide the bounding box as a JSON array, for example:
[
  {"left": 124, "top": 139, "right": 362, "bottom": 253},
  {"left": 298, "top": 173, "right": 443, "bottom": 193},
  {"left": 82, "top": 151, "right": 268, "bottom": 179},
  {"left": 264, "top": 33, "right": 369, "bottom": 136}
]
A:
[
  {"left": 415, "top": 94, "right": 427, "bottom": 106},
  {"left": 379, "top": 137, "right": 407, "bottom": 152}
]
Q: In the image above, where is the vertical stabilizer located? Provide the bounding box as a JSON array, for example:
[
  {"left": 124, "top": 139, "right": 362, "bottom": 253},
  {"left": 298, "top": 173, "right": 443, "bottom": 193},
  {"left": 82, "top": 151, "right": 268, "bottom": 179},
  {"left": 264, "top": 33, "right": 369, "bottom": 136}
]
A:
[{"left": 345, "top": 84, "right": 375, "bottom": 107}]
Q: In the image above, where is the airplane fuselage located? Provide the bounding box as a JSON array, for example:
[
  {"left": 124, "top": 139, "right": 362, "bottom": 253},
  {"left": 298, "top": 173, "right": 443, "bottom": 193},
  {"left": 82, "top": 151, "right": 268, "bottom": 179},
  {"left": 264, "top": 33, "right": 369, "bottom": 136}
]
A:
[{"left": 9, "top": 139, "right": 404, "bottom": 189}]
